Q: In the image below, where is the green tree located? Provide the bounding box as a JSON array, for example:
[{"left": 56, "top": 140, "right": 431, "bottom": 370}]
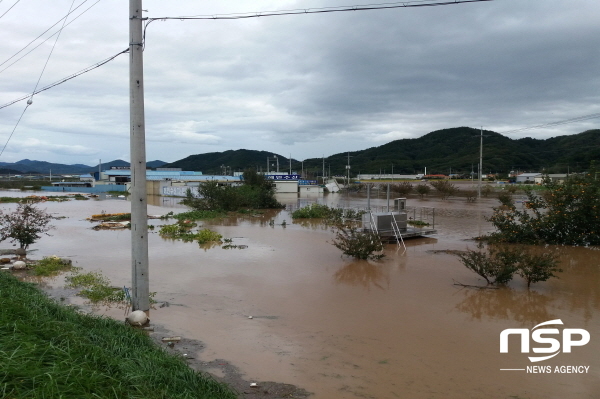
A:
[
  {"left": 488, "top": 166, "right": 600, "bottom": 245},
  {"left": 415, "top": 184, "right": 431, "bottom": 198},
  {"left": 0, "top": 203, "right": 53, "bottom": 249},
  {"left": 392, "top": 182, "right": 413, "bottom": 196},
  {"left": 429, "top": 180, "right": 458, "bottom": 200},
  {"left": 457, "top": 244, "right": 518, "bottom": 285},
  {"left": 456, "top": 244, "right": 560, "bottom": 287},
  {"left": 181, "top": 169, "right": 282, "bottom": 212}
]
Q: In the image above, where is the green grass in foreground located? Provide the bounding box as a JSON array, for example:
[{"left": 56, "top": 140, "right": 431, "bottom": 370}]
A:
[{"left": 0, "top": 272, "right": 237, "bottom": 399}]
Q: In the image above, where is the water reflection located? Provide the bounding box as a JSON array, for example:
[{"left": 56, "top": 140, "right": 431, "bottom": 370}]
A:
[
  {"left": 455, "top": 287, "right": 556, "bottom": 325},
  {"left": 333, "top": 260, "right": 390, "bottom": 290},
  {"left": 555, "top": 246, "right": 600, "bottom": 322}
]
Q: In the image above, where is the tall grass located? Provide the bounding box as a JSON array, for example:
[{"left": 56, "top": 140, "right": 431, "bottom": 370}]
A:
[{"left": 0, "top": 272, "right": 237, "bottom": 399}]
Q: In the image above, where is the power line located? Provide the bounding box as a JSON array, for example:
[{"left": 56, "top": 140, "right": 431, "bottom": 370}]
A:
[
  {"left": 30, "top": 0, "right": 77, "bottom": 100},
  {"left": 0, "top": 49, "right": 129, "bottom": 110},
  {"left": 0, "top": 0, "right": 21, "bottom": 20},
  {"left": 500, "top": 113, "right": 600, "bottom": 135},
  {"left": 1, "top": 0, "right": 77, "bottom": 159},
  {"left": 147, "top": 0, "right": 492, "bottom": 23},
  {"left": 0, "top": 0, "right": 100, "bottom": 74}
]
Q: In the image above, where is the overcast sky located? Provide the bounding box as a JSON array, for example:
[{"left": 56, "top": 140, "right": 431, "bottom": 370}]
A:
[{"left": 0, "top": 0, "right": 598, "bottom": 166}]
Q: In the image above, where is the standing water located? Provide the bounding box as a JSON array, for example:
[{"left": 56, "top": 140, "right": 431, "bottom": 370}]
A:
[{"left": 4, "top": 190, "right": 599, "bottom": 398}]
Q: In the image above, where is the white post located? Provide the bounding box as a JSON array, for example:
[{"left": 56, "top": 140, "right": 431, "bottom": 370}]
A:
[{"left": 129, "top": 0, "right": 149, "bottom": 312}]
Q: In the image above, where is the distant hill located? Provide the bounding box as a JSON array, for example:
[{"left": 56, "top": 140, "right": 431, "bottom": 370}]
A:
[
  {"left": 0, "top": 159, "right": 92, "bottom": 174},
  {"left": 2, "top": 127, "right": 598, "bottom": 177},
  {"left": 0, "top": 167, "right": 24, "bottom": 175},
  {"left": 87, "top": 159, "right": 167, "bottom": 172},
  {"left": 163, "top": 150, "right": 296, "bottom": 175},
  {"left": 298, "top": 127, "right": 600, "bottom": 176},
  {"left": 164, "top": 127, "right": 600, "bottom": 176},
  {"left": 0, "top": 159, "right": 167, "bottom": 174}
]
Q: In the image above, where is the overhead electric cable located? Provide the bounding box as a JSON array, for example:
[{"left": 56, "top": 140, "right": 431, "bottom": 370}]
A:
[
  {"left": 146, "top": 0, "right": 492, "bottom": 23},
  {"left": 29, "top": 0, "right": 77, "bottom": 100},
  {"left": 0, "top": 49, "right": 128, "bottom": 110},
  {"left": 0, "top": 0, "right": 76, "bottom": 159},
  {"left": 0, "top": 0, "right": 21, "bottom": 20},
  {"left": 2, "top": 0, "right": 489, "bottom": 110},
  {"left": 0, "top": 104, "right": 29, "bottom": 158},
  {"left": 500, "top": 113, "right": 600, "bottom": 135},
  {"left": 0, "top": 0, "right": 100, "bottom": 74}
]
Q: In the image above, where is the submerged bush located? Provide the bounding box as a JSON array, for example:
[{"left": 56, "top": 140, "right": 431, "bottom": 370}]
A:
[
  {"left": 159, "top": 224, "right": 222, "bottom": 245},
  {"left": 456, "top": 244, "right": 561, "bottom": 287},
  {"left": 332, "top": 226, "right": 384, "bottom": 260},
  {"left": 429, "top": 180, "right": 458, "bottom": 200},
  {"left": 292, "top": 203, "right": 364, "bottom": 224}
]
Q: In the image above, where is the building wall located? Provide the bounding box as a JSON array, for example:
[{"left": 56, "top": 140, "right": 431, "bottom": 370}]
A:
[{"left": 273, "top": 181, "right": 298, "bottom": 193}]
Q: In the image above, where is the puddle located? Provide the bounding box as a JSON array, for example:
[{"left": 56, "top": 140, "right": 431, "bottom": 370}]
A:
[{"left": 3, "top": 189, "right": 599, "bottom": 398}]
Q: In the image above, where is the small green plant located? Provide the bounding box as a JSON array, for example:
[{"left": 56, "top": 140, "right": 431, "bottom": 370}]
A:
[
  {"left": 66, "top": 269, "right": 156, "bottom": 304},
  {"left": 332, "top": 226, "right": 384, "bottom": 260},
  {"left": 408, "top": 220, "right": 430, "bottom": 227},
  {"left": 172, "top": 209, "right": 225, "bottom": 221},
  {"left": 292, "top": 203, "right": 332, "bottom": 219},
  {"left": 30, "top": 256, "right": 72, "bottom": 276},
  {"left": 65, "top": 270, "right": 125, "bottom": 303},
  {"left": 195, "top": 228, "right": 223, "bottom": 244},
  {"left": 159, "top": 223, "right": 187, "bottom": 238}
]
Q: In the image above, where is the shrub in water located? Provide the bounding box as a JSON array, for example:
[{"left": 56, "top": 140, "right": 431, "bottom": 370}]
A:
[{"left": 332, "top": 226, "right": 384, "bottom": 260}]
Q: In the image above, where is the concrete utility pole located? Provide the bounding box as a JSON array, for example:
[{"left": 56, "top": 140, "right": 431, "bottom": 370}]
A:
[
  {"left": 478, "top": 127, "right": 483, "bottom": 199},
  {"left": 346, "top": 152, "right": 351, "bottom": 185},
  {"left": 129, "top": 0, "right": 149, "bottom": 312}
]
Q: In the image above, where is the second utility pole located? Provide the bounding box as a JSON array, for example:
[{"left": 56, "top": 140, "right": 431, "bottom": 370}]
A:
[{"left": 129, "top": 0, "right": 150, "bottom": 312}]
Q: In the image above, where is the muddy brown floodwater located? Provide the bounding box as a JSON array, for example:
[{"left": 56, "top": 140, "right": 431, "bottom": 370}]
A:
[{"left": 3, "top": 188, "right": 600, "bottom": 399}]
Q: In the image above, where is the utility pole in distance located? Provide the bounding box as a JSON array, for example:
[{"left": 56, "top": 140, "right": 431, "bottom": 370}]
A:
[
  {"left": 478, "top": 127, "right": 483, "bottom": 199},
  {"left": 129, "top": 0, "right": 149, "bottom": 312}
]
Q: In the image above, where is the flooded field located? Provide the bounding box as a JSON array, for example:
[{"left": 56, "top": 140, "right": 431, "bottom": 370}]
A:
[{"left": 2, "top": 189, "right": 599, "bottom": 398}]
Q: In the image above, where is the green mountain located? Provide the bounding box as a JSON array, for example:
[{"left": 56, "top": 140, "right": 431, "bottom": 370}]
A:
[
  {"left": 164, "top": 150, "right": 296, "bottom": 175},
  {"left": 164, "top": 127, "right": 600, "bottom": 177},
  {"left": 0, "top": 159, "right": 93, "bottom": 175}
]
